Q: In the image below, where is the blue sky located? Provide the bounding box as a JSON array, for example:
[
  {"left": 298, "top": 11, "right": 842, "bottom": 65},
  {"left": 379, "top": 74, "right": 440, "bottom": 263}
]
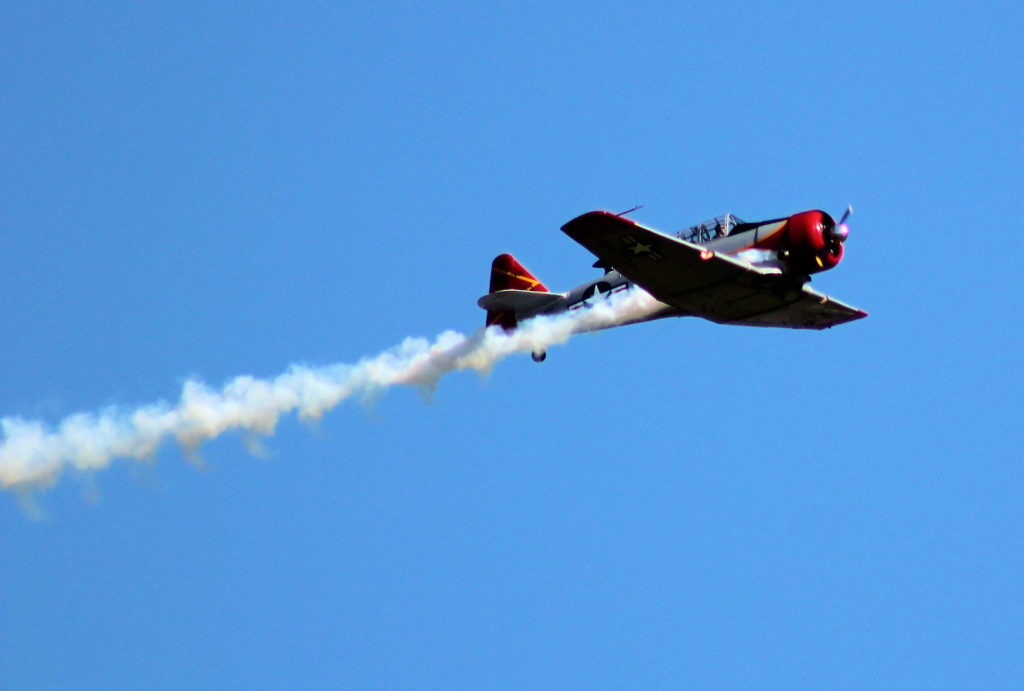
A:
[{"left": 2, "top": 2, "right": 1022, "bottom": 688}]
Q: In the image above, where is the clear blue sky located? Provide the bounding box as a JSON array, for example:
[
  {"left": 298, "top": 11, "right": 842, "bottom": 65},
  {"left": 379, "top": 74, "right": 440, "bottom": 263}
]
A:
[{"left": 2, "top": 2, "right": 1022, "bottom": 688}]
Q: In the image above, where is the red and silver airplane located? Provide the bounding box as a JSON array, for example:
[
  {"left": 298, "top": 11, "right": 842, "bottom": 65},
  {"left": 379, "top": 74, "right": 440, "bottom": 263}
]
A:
[{"left": 478, "top": 207, "right": 866, "bottom": 361}]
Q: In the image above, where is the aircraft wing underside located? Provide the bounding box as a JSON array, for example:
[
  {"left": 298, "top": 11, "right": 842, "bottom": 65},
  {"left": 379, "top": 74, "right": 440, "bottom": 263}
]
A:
[{"left": 561, "top": 211, "right": 867, "bottom": 330}]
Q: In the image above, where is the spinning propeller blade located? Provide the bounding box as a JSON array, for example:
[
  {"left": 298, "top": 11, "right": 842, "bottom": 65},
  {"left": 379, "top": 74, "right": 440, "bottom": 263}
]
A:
[{"left": 828, "top": 205, "right": 852, "bottom": 243}]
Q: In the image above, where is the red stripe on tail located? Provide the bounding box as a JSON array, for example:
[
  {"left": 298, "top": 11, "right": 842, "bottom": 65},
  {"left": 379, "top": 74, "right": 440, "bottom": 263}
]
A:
[{"left": 489, "top": 254, "right": 548, "bottom": 293}]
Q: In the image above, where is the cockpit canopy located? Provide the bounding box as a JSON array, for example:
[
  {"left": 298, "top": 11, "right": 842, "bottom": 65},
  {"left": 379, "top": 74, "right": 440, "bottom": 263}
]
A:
[{"left": 676, "top": 213, "right": 746, "bottom": 243}]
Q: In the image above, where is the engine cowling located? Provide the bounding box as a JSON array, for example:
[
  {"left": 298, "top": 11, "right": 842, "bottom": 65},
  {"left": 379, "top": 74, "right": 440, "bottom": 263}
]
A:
[{"left": 785, "top": 210, "right": 843, "bottom": 274}]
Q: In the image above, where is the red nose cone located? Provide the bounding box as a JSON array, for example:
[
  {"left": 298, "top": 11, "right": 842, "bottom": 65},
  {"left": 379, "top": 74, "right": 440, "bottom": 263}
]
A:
[
  {"left": 786, "top": 210, "right": 828, "bottom": 253},
  {"left": 784, "top": 210, "right": 844, "bottom": 274}
]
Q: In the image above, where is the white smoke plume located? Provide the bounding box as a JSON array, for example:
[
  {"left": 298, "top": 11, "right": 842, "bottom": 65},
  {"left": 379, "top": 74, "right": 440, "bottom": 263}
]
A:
[{"left": 1, "top": 288, "right": 661, "bottom": 493}]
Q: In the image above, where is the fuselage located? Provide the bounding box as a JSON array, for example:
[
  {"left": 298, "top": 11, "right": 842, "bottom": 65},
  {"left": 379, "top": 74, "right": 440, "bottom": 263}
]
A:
[{"left": 554, "top": 269, "right": 675, "bottom": 326}]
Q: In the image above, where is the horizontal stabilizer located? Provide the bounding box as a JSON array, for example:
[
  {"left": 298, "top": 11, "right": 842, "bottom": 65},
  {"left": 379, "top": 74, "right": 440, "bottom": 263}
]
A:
[{"left": 477, "top": 289, "right": 566, "bottom": 314}]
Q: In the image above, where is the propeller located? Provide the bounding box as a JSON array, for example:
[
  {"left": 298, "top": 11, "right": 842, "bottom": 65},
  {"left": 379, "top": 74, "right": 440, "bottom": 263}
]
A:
[{"left": 830, "top": 205, "right": 852, "bottom": 243}]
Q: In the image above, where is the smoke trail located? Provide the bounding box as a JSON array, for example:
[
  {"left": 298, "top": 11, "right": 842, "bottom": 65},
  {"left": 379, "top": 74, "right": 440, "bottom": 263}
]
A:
[{"left": 0, "top": 288, "right": 660, "bottom": 493}]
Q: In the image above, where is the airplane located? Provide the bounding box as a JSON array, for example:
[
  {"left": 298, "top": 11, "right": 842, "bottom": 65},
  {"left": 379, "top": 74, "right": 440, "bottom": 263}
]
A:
[{"left": 477, "top": 207, "right": 866, "bottom": 361}]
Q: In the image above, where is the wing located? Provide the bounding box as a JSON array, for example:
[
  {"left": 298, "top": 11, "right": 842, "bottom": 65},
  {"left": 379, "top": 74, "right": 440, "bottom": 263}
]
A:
[
  {"left": 561, "top": 211, "right": 866, "bottom": 330},
  {"left": 729, "top": 284, "right": 868, "bottom": 329}
]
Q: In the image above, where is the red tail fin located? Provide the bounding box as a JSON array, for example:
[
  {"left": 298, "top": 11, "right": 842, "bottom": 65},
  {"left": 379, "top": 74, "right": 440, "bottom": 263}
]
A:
[{"left": 486, "top": 254, "right": 547, "bottom": 329}]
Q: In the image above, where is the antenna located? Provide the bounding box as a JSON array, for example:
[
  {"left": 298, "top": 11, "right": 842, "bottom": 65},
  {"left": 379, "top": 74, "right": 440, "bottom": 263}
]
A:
[{"left": 616, "top": 204, "right": 644, "bottom": 217}]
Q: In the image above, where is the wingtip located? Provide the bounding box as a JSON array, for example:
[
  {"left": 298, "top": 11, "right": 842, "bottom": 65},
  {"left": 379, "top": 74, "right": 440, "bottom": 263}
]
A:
[
  {"left": 560, "top": 209, "right": 609, "bottom": 230},
  {"left": 561, "top": 210, "right": 637, "bottom": 239}
]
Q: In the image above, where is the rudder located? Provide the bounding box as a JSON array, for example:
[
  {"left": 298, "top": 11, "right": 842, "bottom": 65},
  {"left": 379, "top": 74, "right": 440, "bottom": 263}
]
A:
[{"left": 486, "top": 254, "right": 548, "bottom": 329}]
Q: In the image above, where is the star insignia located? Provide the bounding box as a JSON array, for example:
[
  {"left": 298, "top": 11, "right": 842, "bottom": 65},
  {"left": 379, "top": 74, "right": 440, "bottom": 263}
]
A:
[{"left": 620, "top": 234, "right": 663, "bottom": 261}]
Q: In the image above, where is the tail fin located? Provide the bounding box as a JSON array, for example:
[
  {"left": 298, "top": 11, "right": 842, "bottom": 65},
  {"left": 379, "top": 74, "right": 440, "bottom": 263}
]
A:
[{"left": 486, "top": 253, "right": 548, "bottom": 329}]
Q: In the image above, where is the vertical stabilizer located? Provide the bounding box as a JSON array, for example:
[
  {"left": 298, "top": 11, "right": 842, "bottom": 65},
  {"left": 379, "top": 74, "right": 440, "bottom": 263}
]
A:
[{"left": 485, "top": 254, "right": 548, "bottom": 329}]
